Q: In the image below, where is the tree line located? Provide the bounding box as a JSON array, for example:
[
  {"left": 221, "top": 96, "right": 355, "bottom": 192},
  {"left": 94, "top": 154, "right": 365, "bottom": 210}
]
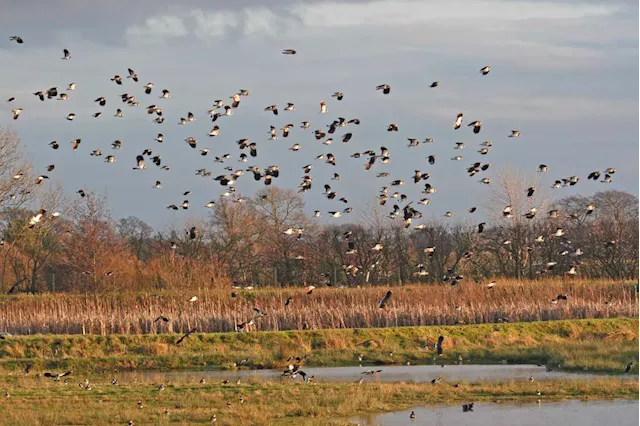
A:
[
  {"left": 0, "top": 128, "right": 637, "bottom": 293},
  {"left": 0, "top": 184, "right": 637, "bottom": 294}
]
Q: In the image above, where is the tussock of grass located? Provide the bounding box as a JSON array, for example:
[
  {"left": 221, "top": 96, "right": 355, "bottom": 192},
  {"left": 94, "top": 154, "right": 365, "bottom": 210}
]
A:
[
  {"left": 0, "top": 318, "right": 637, "bottom": 375},
  {"left": 0, "top": 375, "right": 636, "bottom": 425}
]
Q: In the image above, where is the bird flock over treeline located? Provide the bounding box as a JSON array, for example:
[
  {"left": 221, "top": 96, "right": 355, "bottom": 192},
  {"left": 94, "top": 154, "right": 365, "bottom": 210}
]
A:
[{"left": 5, "top": 37, "right": 619, "bottom": 283}]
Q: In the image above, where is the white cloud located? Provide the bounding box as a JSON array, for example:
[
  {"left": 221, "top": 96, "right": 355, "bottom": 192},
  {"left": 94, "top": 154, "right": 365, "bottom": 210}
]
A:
[
  {"left": 124, "top": 7, "right": 287, "bottom": 43},
  {"left": 125, "top": 15, "right": 188, "bottom": 44},
  {"left": 190, "top": 9, "right": 239, "bottom": 40},
  {"left": 289, "top": 0, "right": 618, "bottom": 28},
  {"left": 119, "top": 0, "right": 625, "bottom": 72},
  {"left": 243, "top": 7, "right": 280, "bottom": 37}
]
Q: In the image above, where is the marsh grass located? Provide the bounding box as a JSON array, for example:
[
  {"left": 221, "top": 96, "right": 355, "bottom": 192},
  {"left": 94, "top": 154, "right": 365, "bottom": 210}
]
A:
[
  {"left": 0, "top": 279, "right": 636, "bottom": 335},
  {"left": 0, "top": 374, "right": 636, "bottom": 425},
  {"left": 0, "top": 318, "right": 637, "bottom": 375}
]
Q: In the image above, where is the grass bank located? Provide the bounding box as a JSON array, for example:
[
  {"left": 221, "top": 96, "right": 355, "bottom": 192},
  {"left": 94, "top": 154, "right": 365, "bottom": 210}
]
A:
[
  {"left": 0, "top": 279, "right": 636, "bottom": 334},
  {"left": 0, "top": 374, "right": 636, "bottom": 425},
  {"left": 0, "top": 318, "right": 637, "bottom": 374}
]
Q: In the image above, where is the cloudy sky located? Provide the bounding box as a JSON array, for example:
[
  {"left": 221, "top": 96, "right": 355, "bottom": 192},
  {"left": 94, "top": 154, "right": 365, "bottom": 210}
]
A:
[{"left": 0, "top": 0, "right": 637, "bottom": 229}]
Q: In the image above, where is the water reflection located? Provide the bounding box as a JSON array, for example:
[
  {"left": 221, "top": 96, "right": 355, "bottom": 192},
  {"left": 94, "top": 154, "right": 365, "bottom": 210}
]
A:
[
  {"left": 337, "top": 400, "right": 639, "bottom": 426},
  {"left": 137, "top": 364, "right": 610, "bottom": 383}
]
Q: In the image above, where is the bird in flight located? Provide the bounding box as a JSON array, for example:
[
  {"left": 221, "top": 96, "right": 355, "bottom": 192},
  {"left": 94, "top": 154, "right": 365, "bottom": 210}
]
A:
[
  {"left": 176, "top": 328, "right": 197, "bottom": 345},
  {"left": 379, "top": 290, "right": 392, "bottom": 308}
]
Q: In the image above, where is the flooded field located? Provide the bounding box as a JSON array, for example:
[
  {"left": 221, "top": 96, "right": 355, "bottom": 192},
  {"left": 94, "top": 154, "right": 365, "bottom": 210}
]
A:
[
  {"left": 336, "top": 399, "right": 639, "bottom": 426},
  {"left": 129, "top": 364, "right": 613, "bottom": 383}
]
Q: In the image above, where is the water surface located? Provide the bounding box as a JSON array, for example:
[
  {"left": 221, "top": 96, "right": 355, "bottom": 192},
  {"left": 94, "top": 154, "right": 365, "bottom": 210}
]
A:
[
  {"left": 139, "top": 364, "right": 610, "bottom": 383},
  {"left": 337, "top": 400, "right": 639, "bottom": 426}
]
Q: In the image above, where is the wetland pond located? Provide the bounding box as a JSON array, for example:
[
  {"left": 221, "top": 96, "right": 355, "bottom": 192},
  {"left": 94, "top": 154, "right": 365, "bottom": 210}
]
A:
[
  {"left": 334, "top": 400, "right": 639, "bottom": 426},
  {"left": 134, "top": 364, "right": 611, "bottom": 383}
]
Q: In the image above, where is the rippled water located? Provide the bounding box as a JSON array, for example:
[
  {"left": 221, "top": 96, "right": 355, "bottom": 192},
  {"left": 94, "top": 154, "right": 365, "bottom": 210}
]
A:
[{"left": 337, "top": 400, "right": 639, "bottom": 426}]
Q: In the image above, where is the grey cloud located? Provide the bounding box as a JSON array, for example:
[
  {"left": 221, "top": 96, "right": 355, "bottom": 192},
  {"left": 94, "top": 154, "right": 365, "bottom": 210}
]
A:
[{"left": 0, "top": 0, "right": 636, "bottom": 227}]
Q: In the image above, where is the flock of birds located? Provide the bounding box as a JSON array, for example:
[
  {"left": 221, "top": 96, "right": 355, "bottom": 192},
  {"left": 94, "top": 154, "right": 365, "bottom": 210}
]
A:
[
  {"left": 22, "top": 349, "right": 635, "bottom": 423},
  {"left": 2, "top": 35, "right": 629, "bottom": 423},
  {"left": 31, "top": 332, "right": 470, "bottom": 423},
  {"left": 2, "top": 36, "right": 616, "bottom": 282},
  {"left": 6, "top": 36, "right": 617, "bottom": 265}
]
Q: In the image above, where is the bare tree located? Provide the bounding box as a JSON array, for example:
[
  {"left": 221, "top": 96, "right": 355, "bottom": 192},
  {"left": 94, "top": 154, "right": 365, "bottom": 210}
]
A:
[
  {"left": 117, "top": 216, "right": 154, "bottom": 261},
  {"left": 209, "top": 197, "right": 263, "bottom": 284},
  {"left": 0, "top": 185, "right": 67, "bottom": 293},
  {"left": 483, "top": 168, "right": 549, "bottom": 279},
  {"left": 253, "top": 187, "right": 310, "bottom": 285},
  {"left": 0, "top": 128, "right": 37, "bottom": 217},
  {"left": 59, "top": 192, "right": 135, "bottom": 292}
]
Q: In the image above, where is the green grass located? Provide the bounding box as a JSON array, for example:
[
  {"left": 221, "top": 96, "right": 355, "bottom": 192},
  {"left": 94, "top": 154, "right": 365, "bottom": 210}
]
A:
[
  {"left": 0, "top": 375, "right": 636, "bottom": 425},
  {"left": 0, "top": 318, "right": 637, "bottom": 375}
]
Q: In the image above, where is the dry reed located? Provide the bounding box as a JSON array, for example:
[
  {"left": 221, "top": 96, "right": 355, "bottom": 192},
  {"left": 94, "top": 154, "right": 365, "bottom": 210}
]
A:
[{"left": 0, "top": 279, "right": 636, "bottom": 335}]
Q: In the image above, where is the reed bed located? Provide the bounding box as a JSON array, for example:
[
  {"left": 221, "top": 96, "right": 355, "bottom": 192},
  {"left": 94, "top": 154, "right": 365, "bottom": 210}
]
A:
[{"left": 0, "top": 279, "right": 636, "bottom": 335}]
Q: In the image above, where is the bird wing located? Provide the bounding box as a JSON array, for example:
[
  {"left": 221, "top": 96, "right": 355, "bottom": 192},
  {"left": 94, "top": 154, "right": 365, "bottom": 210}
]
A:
[{"left": 379, "top": 290, "right": 392, "bottom": 307}]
